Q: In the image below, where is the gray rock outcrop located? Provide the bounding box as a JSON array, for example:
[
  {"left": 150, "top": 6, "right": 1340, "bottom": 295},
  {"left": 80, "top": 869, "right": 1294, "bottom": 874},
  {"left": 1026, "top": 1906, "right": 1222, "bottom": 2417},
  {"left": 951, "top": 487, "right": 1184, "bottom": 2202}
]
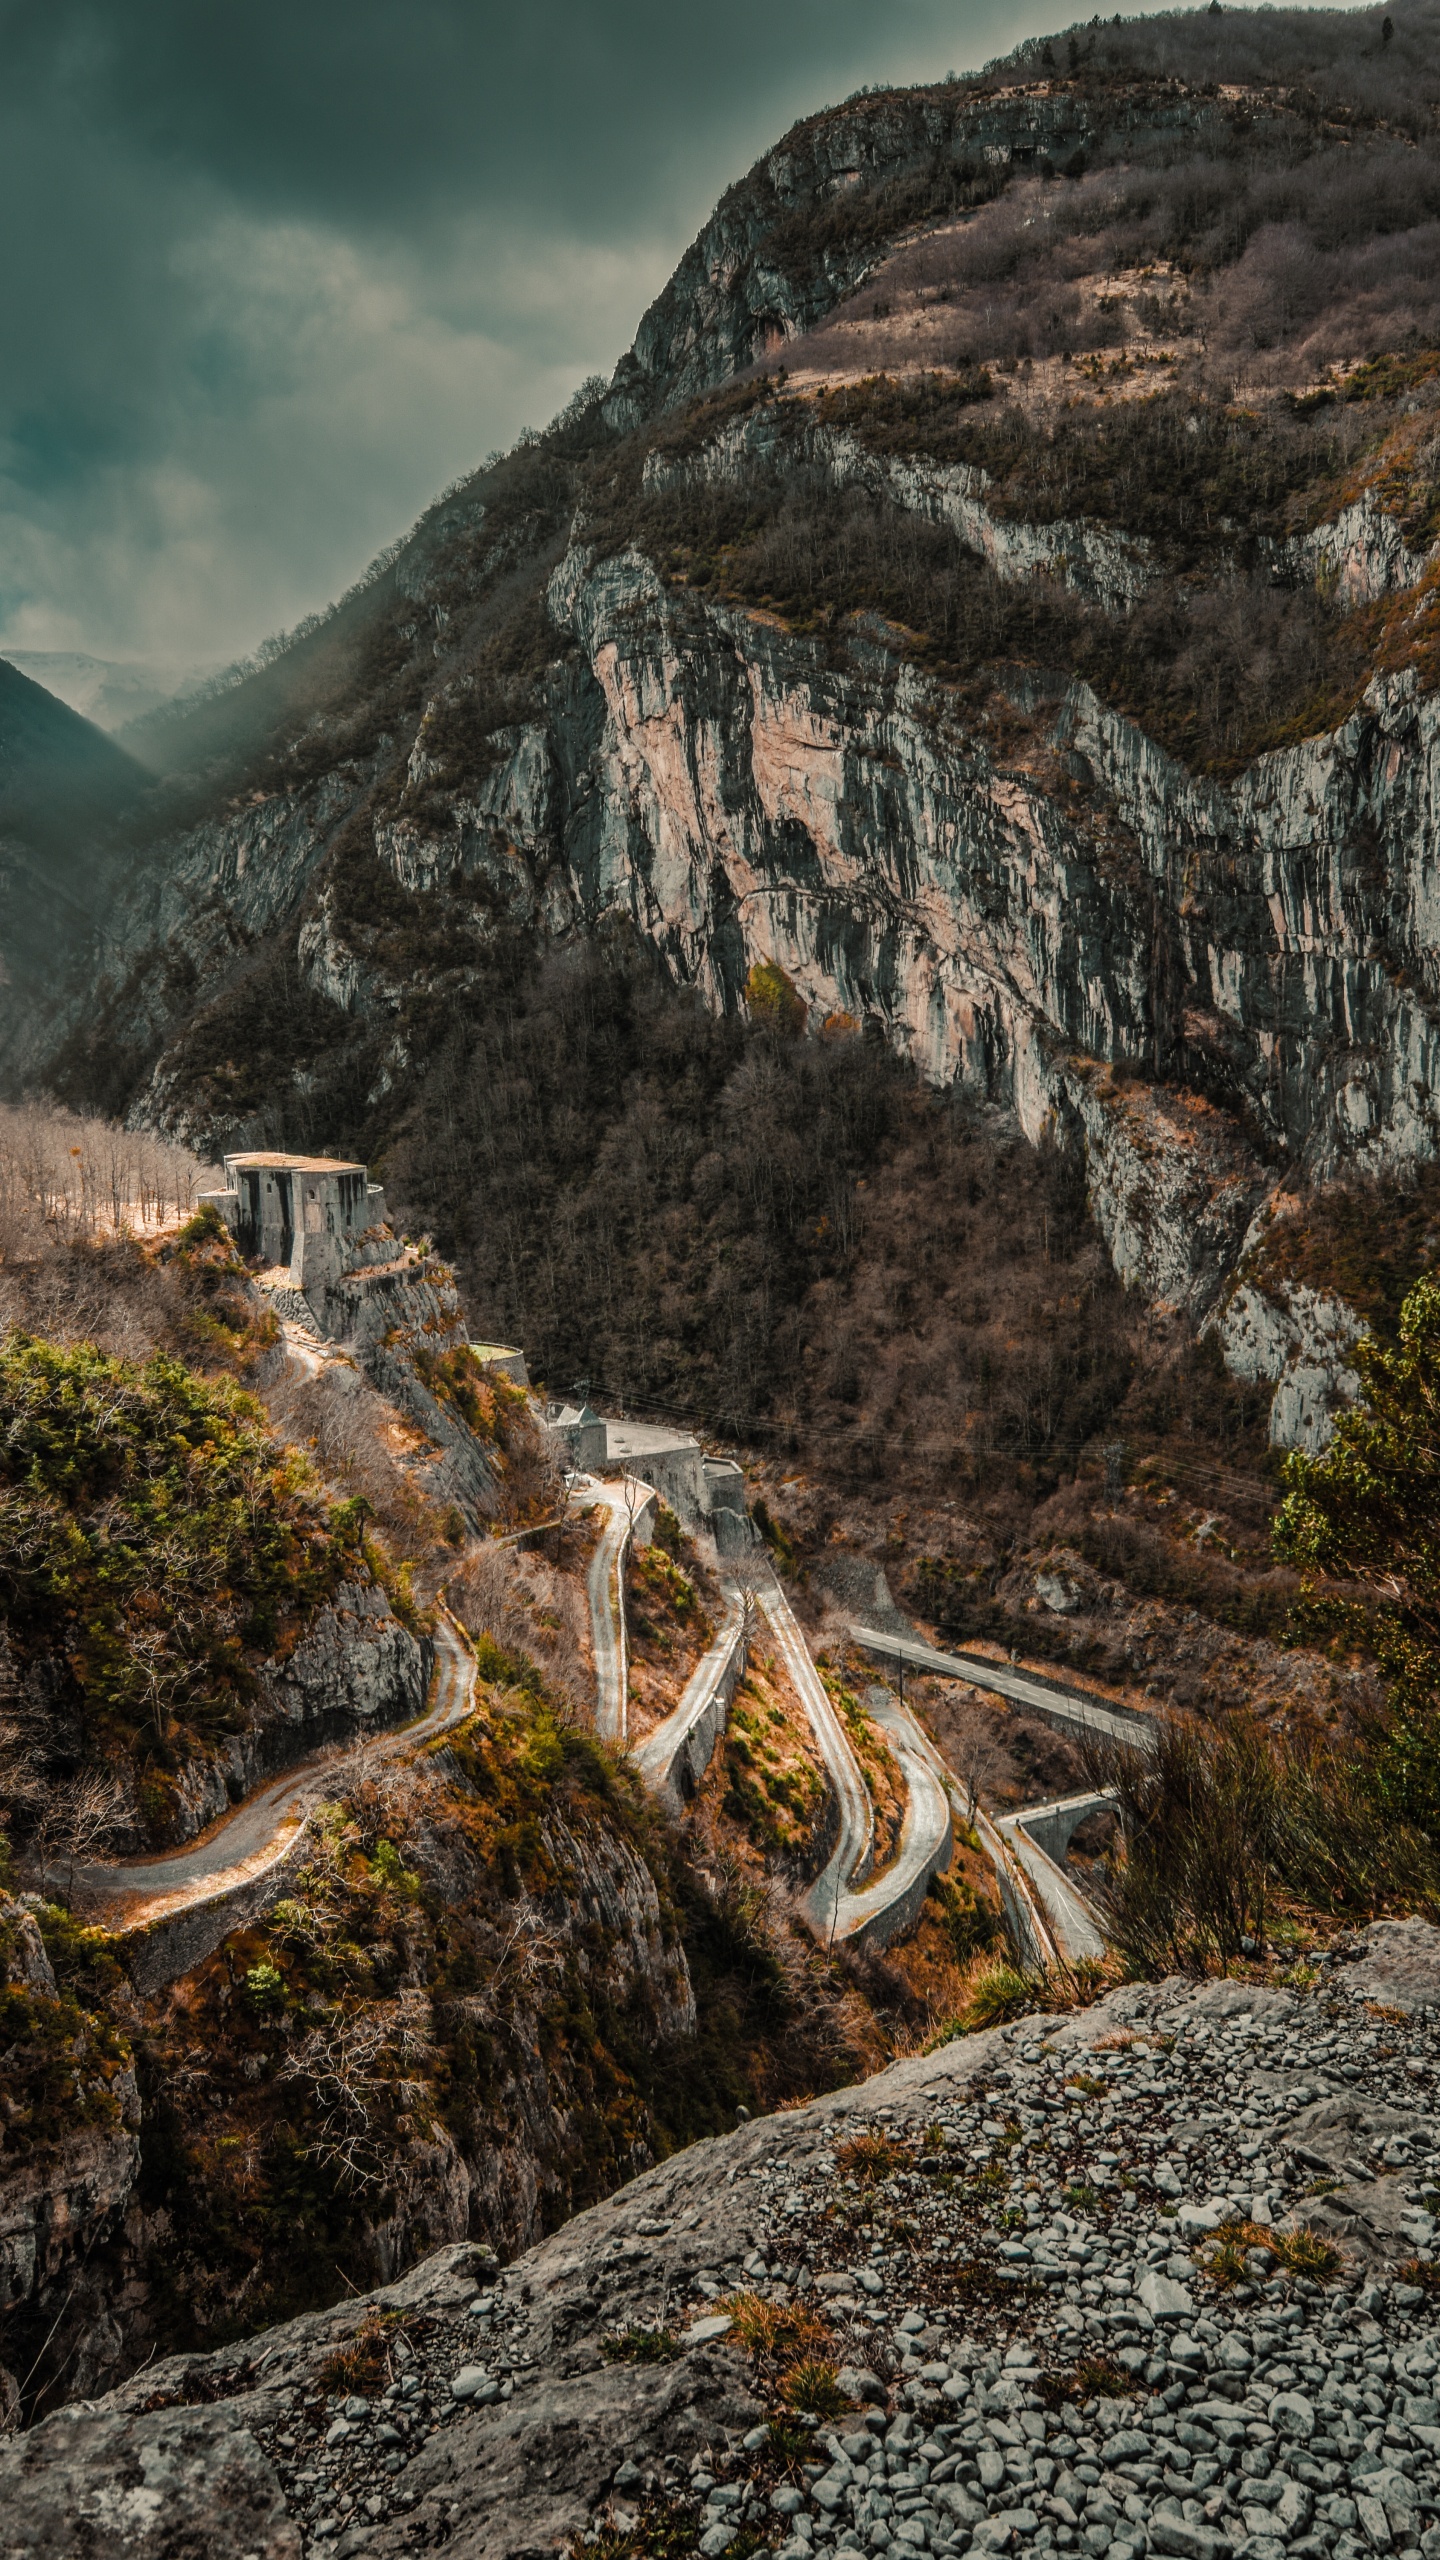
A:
[{"left": 5, "top": 1922, "right": 1439, "bottom": 2559}]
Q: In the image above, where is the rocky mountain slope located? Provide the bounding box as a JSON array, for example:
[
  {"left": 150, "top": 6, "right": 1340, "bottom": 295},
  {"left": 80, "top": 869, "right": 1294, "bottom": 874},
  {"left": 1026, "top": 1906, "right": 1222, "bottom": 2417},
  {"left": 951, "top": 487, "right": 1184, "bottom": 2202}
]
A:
[
  {"left": 12, "top": 10, "right": 1440, "bottom": 1410},
  {"left": 5, "top": 1916, "right": 1439, "bottom": 2560}
]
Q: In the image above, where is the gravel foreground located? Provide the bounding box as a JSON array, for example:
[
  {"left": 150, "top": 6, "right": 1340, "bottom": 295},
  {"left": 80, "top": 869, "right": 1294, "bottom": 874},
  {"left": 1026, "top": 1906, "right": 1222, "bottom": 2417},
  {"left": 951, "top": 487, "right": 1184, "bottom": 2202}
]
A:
[{"left": 3, "top": 1920, "right": 1440, "bottom": 2560}]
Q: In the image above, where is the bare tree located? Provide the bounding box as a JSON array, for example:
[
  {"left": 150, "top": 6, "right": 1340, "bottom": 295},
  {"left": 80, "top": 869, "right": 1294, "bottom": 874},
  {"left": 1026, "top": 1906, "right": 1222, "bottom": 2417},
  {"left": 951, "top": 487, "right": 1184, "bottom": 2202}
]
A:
[
  {"left": 0, "top": 1101, "right": 219, "bottom": 1246},
  {"left": 729, "top": 1550, "right": 769, "bottom": 1671},
  {"left": 941, "top": 1691, "right": 1011, "bottom": 1827},
  {"left": 279, "top": 1990, "right": 435, "bottom": 2193},
  {"left": 34, "top": 1766, "right": 130, "bottom": 1898}
]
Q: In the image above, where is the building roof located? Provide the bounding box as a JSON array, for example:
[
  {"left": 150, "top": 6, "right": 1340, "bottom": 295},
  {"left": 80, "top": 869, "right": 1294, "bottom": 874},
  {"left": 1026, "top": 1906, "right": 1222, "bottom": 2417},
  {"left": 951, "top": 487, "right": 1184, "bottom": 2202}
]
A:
[
  {"left": 224, "top": 1153, "right": 368, "bottom": 1176},
  {"left": 604, "top": 1422, "right": 701, "bottom": 1457}
]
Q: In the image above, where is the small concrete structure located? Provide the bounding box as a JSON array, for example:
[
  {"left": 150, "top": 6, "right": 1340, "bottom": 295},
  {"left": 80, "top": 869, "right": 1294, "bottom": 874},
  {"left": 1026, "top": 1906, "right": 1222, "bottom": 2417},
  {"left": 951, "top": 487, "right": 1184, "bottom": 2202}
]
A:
[
  {"left": 603, "top": 1421, "right": 708, "bottom": 1527},
  {"left": 591, "top": 1422, "right": 753, "bottom": 1546},
  {"left": 473, "top": 1343, "right": 529, "bottom": 1388},
  {"left": 546, "top": 1401, "right": 607, "bottom": 1471},
  {"left": 703, "top": 1458, "right": 752, "bottom": 1552},
  {"left": 1011, "top": 1788, "right": 1116, "bottom": 1868},
  {"left": 200, "top": 1151, "right": 387, "bottom": 1293}
]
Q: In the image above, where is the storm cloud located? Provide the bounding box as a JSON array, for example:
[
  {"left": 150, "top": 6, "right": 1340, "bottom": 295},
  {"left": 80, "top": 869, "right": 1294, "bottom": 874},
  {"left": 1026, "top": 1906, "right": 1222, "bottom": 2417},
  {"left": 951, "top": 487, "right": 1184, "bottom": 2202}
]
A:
[{"left": 0, "top": 0, "right": 1145, "bottom": 673}]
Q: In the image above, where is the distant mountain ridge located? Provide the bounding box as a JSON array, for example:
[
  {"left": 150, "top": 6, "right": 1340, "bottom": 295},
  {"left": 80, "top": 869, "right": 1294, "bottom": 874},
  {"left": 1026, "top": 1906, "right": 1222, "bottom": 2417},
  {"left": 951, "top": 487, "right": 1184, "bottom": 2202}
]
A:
[
  {"left": 0, "top": 659, "right": 148, "bottom": 1016},
  {"left": 0, "top": 652, "right": 198, "bottom": 740}
]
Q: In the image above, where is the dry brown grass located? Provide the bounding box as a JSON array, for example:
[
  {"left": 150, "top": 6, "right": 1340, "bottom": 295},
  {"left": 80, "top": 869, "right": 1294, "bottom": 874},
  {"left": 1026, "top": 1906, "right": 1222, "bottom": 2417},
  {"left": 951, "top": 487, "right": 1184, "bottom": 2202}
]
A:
[
  {"left": 835, "top": 2129, "right": 906, "bottom": 2184},
  {"left": 1199, "top": 2218, "right": 1345, "bottom": 2287},
  {"left": 447, "top": 1537, "right": 592, "bottom": 1719},
  {"left": 716, "top": 2291, "right": 833, "bottom": 2360}
]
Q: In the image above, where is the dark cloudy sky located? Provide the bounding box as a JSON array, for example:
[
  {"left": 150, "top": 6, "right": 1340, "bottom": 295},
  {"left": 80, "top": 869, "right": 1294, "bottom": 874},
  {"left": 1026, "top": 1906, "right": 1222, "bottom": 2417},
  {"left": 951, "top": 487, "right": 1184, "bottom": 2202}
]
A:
[{"left": 0, "top": 1, "right": 1163, "bottom": 676}]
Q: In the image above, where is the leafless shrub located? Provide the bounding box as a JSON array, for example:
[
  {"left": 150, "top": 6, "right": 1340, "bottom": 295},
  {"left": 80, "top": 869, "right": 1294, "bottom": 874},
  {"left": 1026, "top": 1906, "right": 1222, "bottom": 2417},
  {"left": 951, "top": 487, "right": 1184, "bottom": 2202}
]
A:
[
  {"left": 772, "top": 132, "right": 1440, "bottom": 396},
  {"left": 342, "top": 1751, "right": 449, "bottom": 1854},
  {"left": 279, "top": 1990, "right": 435, "bottom": 2193},
  {"left": 259, "top": 1357, "right": 453, "bottom": 1570},
  {"left": 33, "top": 1766, "right": 130, "bottom": 1891},
  {"left": 448, "top": 1536, "right": 589, "bottom": 1712},
  {"left": 938, "top": 1692, "right": 1012, "bottom": 1825},
  {"left": 0, "top": 1634, "right": 130, "bottom": 1873}
]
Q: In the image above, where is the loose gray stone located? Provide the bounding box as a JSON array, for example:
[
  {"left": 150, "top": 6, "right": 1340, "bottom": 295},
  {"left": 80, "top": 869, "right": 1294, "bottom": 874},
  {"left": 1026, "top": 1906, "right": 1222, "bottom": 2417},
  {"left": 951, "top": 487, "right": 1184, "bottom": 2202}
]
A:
[
  {"left": 1268, "top": 2389, "right": 1315, "bottom": 2439},
  {"left": 1149, "top": 2521, "right": 1232, "bottom": 2560},
  {"left": 1137, "top": 2270, "right": 1193, "bottom": 2321}
]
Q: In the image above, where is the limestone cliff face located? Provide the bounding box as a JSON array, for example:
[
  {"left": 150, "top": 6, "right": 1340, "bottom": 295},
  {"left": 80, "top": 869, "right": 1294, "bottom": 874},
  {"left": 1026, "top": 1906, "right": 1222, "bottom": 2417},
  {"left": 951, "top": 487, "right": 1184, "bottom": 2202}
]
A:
[
  {"left": 67, "top": 505, "right": 1439, "bottom": 1404},
  {"left": 1213, "top": 1273, "right": 1365, "bottom": 1453},
  {"left": 0, "top": 1799, "right": 698, "bottom": 2421},
  {"left": 0, "top": 1895, "right": 142, "bottom": 2417},
  {"left": 351, "top": 532, "right": 1439, "bottom": 1329}
]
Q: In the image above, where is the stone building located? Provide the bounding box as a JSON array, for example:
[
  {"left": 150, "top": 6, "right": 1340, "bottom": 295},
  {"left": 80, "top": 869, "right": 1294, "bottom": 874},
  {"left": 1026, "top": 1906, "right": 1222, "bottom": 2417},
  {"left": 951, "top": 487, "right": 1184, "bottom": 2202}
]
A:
[
  {"left": 200, "top": 1152, "right": 388, "bottom": 1293},
  {"left": 594, "top": 1419, "right": 751, "bottom": 1550},
  {"left": 544, "top": 1401, "right": 608, "bottom": 1471}
]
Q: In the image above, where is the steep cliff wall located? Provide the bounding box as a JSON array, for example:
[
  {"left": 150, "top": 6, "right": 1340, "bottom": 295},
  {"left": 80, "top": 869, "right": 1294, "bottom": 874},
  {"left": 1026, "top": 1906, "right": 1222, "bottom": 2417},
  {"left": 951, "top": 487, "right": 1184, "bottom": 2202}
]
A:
[{"left": 49, "top": 453, "right": 1440, "bottom": 1388}]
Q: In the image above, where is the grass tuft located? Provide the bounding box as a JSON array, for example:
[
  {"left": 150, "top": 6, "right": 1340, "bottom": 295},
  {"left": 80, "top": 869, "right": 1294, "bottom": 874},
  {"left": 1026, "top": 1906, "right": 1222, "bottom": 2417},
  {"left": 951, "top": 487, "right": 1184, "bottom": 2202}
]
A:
[
  {"left": 835, "top": 2130, "right": 906, "bottom": 2183},
  {"left": 716, "top": 2292, "right": 831, "bottom": 2360},
  {"left": 1199, "top": 2217, "right": 1344, "bottom": 2286},
  {"left": 777, "top": 2355, "right": 850, "bottom": 2418},
  {"left": 602, "top": 2325, "right": 680, "bottom": 2365}
]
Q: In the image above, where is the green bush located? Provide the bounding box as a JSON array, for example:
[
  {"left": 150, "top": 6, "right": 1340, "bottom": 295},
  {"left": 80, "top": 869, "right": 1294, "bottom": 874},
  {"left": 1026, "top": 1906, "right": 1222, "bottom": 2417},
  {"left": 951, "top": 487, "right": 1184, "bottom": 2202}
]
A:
[
  {"left": 1277, "top": 1273, "right": 1440, "bottom": 1834},
  {"left": 0, "top": 1330, "right": 350, "bottom": 1766}
]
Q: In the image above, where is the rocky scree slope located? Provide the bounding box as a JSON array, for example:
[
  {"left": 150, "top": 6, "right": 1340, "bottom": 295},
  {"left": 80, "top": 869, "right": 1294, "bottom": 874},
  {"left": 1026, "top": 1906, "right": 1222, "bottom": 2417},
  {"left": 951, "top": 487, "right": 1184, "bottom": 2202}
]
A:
[
  {"left": 26, "top": 17, "right": 1440, "bottom": 1404},
  {"left": 7, "top": 1917, "right": 1440, "bottom": 2560}
]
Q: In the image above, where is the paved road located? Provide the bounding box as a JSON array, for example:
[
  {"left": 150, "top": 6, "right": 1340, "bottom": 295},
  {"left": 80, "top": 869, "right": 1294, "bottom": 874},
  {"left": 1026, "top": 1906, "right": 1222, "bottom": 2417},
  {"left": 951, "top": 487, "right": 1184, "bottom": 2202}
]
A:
[
  {"left": 835, "top": 1689, "right": 954, "bottom": 1948},
  {"left": 583, "top": 1477, "right": 638, "bottom": 1745},
  {"left": 631, "top": 1583, "right": 747, "bottom": 1812},
  {"left": 971, "top": 1804, "right": 1057, "bottom": 1973},
  {"left": 753, "top": 1568, "right": 875, "bottom": 1942},
  {"left": 278, "top": 1316, "right": 326, "bottom": 1379},
  {"left": 846, "top": 1622, "right": 1155, "bottom": 1755},
  {"left": 995, "top": 1805, "right": 1108, "bottom": 1966},
  {"left": 57, "top": 1613, "right": 477, "bottom": 1930}
]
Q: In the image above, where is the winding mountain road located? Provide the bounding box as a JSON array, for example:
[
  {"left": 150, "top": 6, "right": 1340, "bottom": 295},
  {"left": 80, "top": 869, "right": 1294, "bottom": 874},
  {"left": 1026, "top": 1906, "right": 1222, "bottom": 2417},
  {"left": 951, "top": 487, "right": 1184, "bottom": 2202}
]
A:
[
  {"left": 583, "top": 1474, "right": 661, "bottom": 1744},
  {"left": 833, "top": 1686, "right": 954, "bottom": 1948},
  {"left": 584, "top": 1479, "right": 633, "bottom": 1744},
  {"left": 845, "top": 1622, "right": 1155, "bottom": 1755},
  {"left": 631, "top": 1581, "right": 748, "bottom": 1813},
  {"left": 753, "top": 1567, "right": 877, "bottom": 1943},
  {"left": 57, "top": 1613, "right": 477, "bottom": 1933}
]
